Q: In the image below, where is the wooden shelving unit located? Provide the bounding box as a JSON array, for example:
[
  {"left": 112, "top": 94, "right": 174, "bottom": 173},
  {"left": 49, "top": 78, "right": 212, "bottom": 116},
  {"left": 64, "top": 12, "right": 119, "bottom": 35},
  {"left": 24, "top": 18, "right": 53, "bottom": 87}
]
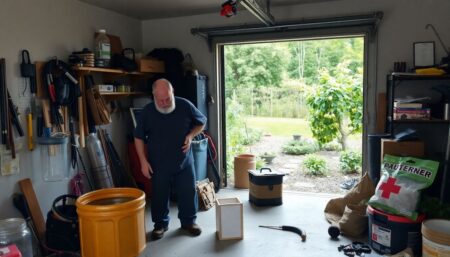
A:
[
  {"left": 73, "top": 66, "right": 152, "bottom": 76},
  {"left": 73, "top": 66, "right": 162, "bottom": 147},
  {"left": 386, "top": 72, "right": 450, "bottom": 203}
]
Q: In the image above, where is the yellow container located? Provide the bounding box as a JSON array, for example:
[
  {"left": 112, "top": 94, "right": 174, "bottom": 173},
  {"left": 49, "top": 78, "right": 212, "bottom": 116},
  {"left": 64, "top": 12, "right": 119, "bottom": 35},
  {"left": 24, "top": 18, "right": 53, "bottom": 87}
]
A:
[
  {"left": 76, "top": 188, "right": 146, "bottom": 257},
  {"left": 234, "top": 154, "right": 255, "bottom": 189}
]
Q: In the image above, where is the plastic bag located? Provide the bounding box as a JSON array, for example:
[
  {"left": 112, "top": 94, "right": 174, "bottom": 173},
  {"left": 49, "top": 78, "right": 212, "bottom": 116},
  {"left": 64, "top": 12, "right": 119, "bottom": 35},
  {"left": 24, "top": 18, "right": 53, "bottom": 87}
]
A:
[{"left": 368, "top": 154, "right": 439, "bottom": 220}]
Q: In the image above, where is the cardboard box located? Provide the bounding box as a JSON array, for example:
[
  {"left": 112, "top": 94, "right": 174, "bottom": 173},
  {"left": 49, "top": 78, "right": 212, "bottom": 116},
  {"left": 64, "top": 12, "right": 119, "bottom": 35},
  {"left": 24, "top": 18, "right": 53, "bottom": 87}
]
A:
[
  {"left": 138, "top": 58, "right": 164, "bottom": 73},
  {"left": 216, "top": 197, "right": 243, "bottom": 240},
  {"left": 95, "top": 84, "right": 114, "bottom": 92},
  {"left": 381, "top": 139, "right": 425, "bottom": 160}
]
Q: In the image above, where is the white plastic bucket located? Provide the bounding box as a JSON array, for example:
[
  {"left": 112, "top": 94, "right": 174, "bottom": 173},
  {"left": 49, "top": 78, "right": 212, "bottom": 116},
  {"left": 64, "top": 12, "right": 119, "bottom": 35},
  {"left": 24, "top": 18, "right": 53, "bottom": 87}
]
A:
[{"left": 422, "top": 219, "right": 450, "bottom": 257}]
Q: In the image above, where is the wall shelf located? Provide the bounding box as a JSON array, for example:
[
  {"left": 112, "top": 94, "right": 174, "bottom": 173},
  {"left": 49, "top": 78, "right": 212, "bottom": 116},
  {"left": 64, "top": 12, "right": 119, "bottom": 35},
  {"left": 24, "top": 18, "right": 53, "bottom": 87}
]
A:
[
  {"left": 99, "top": 92, "right": 147, "bottom": 96},
  {"left": 73, "top": 66, "right": 154, "bottom": 76}
]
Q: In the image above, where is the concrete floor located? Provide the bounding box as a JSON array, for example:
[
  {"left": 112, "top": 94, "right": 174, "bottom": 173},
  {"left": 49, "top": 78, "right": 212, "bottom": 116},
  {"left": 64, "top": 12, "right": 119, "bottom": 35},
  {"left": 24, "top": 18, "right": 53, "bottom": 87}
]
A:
[{"left": 139, "top": 188, "right": 383, "bottom": 257}]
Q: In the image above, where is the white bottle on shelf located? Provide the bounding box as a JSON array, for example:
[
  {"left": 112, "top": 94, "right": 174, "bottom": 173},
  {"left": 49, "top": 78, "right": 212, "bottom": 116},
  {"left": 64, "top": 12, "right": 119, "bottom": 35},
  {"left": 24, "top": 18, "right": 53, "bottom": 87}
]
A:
[{"left": 94, "top": 29, "right": 111, "bottom": 67}]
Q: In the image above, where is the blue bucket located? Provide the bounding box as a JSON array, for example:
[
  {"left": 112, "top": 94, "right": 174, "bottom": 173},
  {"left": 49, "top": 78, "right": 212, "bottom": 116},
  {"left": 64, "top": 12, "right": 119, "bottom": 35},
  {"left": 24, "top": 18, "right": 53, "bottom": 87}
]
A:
[{"left": 192, "top": 138, "right": 208, "bottom": 181}]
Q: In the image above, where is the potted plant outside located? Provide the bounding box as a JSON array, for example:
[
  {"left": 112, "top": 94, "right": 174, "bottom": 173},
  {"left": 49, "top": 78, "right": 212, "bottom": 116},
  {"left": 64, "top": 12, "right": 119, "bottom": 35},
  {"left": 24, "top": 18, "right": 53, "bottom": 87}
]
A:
[{"left": 260, "top": 152, "right": 276, "bottom": 164}]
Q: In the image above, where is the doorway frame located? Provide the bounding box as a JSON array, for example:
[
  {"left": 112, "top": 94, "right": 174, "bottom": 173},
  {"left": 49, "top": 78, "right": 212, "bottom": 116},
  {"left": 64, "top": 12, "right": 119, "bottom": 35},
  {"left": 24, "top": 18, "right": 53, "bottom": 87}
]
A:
[{"left": 212, "top": 27, "right": 379, "bottom": 187}]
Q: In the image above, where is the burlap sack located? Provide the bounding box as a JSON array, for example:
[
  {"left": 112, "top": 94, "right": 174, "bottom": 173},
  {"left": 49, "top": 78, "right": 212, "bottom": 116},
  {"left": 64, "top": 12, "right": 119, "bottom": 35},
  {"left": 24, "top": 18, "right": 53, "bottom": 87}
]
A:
[
  {"left": 324, "top": 173, "right": 375, "bottom": 236},
  {"left": 338, "top": 204, "right": 368, "bottom": 237}
]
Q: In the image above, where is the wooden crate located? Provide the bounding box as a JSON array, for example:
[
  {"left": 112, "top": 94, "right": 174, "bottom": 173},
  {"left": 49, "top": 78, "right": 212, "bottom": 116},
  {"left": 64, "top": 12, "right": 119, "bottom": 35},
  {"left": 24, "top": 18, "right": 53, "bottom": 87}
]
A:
[
  {"left": 137, "top": 58, "right": 164, "bottom": 73},
  {"left": 381, "top": 139, "right": 425, "bottom": 160},
  {"left": 215, "top": 197, "right": 243, "bottom": 240}
]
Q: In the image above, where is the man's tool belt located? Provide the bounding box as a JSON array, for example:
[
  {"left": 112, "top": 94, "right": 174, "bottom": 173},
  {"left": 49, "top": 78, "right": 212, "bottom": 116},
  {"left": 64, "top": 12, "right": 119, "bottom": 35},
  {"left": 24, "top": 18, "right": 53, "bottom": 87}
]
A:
[{"left": 196, "top": 179, "right": 216, "bottom": 211}]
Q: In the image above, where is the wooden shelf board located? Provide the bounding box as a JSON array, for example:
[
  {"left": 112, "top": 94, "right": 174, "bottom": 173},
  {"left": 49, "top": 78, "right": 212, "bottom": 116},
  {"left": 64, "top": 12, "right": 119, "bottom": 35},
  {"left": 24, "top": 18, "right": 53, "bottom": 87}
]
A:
[
  {"left": 393, "top": 119, "right": 450, "bottom": 123},
  {"left": 73, "top": 66, "right": 159, "bottom": 75},
  {"left": 390, "top": 73, "right": 450, "bottom": 80},
  {"left": 100, "top": 92, "right": 147, "bottom": 96}
]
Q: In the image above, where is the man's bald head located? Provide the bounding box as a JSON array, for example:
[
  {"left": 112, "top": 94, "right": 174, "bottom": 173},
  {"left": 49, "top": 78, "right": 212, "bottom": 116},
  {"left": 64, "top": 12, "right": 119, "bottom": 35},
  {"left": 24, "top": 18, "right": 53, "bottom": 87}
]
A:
[
  {"left": 152, "top": 79, "right": 176, "bottom": 114},
  {"left": 152, "top": 79, "right": 173, "bottom": 95}
]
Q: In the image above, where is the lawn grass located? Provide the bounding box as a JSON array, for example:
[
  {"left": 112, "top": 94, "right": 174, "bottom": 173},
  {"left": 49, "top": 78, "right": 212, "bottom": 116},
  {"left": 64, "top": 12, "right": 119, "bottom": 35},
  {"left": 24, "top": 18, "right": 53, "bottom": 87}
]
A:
[
  {"left": 245, "top": 116, "right": 362, "bottom": 142},
  {"left": 245, "top": 116, "right": 312, "bottom": 137}
]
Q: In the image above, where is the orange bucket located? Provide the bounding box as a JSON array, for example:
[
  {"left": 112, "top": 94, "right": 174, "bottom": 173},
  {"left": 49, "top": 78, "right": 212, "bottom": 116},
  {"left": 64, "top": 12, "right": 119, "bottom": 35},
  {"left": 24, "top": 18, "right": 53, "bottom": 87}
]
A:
[
  {"left": 234, "top": 154, "right": 256, "bottom": 189},
  {"left": 76, "top": 188, "right": 146, "bottom": 257}
]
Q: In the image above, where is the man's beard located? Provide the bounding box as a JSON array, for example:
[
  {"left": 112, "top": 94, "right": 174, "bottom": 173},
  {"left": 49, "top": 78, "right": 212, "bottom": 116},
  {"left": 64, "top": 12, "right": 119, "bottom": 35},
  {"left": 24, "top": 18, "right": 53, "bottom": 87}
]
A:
[{"left": 155, "top": 97, "right": 176, "bottom": 114}]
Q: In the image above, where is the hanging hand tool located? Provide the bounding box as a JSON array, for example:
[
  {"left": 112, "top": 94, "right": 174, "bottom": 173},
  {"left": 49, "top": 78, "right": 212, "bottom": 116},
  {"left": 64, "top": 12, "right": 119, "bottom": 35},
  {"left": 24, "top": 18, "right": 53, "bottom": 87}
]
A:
[
  {"left": 46, "top": 73, "right": 57, "bottom": 103},
  {"left": 27, "top": 108, "right": 33, "bottom": 151},
  {"left": 20, "top": 50, "right": 37, "bottom": 114},
  {"left": 69, "top": 117, "right": 77, "bottom": 168},
  {"left": 259, "top": 225, "right": 306, "bottom": 242},
  {"left": 7, "top": 90, "right": 24, "bottom": 137},
  {"left": 36, "top": 102, "right": 43, "bottom": 138},
  {"left": 0, "top": 58, "right": 8, "bottom": 145}
]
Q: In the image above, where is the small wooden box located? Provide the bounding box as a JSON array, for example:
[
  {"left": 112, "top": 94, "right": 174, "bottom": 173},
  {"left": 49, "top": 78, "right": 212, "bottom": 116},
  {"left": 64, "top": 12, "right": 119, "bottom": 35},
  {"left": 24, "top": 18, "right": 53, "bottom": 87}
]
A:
[
  {"left": 381, "top": 139, "right": 425, "bottom": 160},
  {"left": 138, "top": 58, "right": 164, "bottom": 73},
  {"left": 215, "top": 197, "right": 243, "bottom": 240}
]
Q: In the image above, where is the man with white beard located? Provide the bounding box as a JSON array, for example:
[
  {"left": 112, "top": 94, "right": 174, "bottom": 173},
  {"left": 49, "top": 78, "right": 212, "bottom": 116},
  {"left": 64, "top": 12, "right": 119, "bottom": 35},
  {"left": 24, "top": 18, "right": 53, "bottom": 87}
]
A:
[{"left": 134, "top": 78, "right": 207, "bottom": 240}]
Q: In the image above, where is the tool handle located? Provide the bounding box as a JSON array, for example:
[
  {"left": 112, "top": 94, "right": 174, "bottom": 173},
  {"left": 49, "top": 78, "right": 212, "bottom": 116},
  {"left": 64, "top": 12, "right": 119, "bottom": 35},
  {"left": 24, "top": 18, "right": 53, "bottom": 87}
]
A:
[
  {"left": 7, "top": 91, "right": 24, "bottom": 137},
  {"left": 27, "top": 113, "right": 33, "bottom": 150},
  {"left": 30, "top": 77, "right": 36, "bottom": 94},
  {"left": 281, "top": 226, "right": 307, "bottom": 242}
]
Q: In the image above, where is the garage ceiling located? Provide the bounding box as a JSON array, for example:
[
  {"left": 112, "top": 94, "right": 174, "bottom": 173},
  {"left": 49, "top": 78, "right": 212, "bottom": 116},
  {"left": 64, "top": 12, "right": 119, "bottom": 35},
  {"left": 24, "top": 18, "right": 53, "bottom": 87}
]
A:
[{"left": 78, "top": 0, "right": 339, "bottom": 20}]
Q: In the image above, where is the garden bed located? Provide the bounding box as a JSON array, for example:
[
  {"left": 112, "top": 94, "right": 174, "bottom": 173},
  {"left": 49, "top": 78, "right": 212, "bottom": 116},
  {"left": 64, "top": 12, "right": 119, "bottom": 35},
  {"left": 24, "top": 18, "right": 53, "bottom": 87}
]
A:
[{"left": 228, "top": 135, "right": 361, "bottom": 194}]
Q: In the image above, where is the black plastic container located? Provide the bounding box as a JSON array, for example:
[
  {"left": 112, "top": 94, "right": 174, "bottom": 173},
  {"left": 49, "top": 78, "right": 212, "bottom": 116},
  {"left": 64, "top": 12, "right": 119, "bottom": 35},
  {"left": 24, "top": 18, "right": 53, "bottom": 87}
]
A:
[
  {"left": 248, "top": 168, "right": 285, "bottom": 206},
  {"left": 367, "top": 205, "right": 424, "bottom": 255},
  {"left": 367, "top": 133, "right": 391, "bottom": 185}
]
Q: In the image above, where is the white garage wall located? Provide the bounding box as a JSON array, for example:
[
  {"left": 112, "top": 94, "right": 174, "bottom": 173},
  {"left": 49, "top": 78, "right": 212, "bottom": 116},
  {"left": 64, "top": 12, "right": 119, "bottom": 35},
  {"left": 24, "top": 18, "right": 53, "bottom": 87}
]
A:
[
  {"left": 141, "top": 0, "right": 450, "bottom": 176},
  {"left": 0, "top": 0, "right": 142, "bottom": 218}
]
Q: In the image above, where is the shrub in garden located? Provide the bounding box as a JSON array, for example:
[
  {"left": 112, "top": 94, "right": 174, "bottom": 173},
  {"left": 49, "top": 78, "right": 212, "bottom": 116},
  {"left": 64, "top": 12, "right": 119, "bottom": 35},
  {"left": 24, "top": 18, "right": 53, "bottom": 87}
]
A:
[
  {"left": 255, "top": 157, "right": 266, "bottom": 170},
  {"left": 282, "top": 140, "right": 318, "bottom": 155},
  {"left": 339, "top": 151, "right": 362, "bottom": 174},
  {"left": 242, "top": 127, "right": 263, "bottom": 145},
  {"left": 322, "top": 141, "right": 342, "bottom": 151},
  {"left": 302, "top": 154, "right": 327, "bottom": 176}
]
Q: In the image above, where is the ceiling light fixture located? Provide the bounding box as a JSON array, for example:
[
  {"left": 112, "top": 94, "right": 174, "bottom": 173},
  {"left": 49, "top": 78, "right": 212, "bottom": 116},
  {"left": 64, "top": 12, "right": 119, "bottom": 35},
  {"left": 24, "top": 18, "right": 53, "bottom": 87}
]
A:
[{"left": 239, "top": 0, "right": 275, "bottom": 26}]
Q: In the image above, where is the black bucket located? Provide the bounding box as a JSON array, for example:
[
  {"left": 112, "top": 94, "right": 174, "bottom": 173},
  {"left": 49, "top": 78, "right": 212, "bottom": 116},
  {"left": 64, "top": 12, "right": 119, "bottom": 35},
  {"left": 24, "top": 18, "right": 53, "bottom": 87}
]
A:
[{"left": 368, "top": 205, "right": 424, "bottom": 255}]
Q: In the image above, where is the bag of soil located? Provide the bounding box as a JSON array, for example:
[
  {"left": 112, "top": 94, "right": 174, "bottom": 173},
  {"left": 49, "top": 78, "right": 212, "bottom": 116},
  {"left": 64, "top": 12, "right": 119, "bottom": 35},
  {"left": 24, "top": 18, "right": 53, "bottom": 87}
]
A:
[{"left": 368, "top": 154, "right": 439, "bottom": 220}]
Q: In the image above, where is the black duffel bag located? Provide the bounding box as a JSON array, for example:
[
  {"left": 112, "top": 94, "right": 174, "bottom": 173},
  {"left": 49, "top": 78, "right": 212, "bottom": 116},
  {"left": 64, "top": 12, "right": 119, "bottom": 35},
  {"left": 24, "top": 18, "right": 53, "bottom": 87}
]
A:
[
  {"left": 111, "top": 48, "right": 138, "bottom": 72},
  {"left": 46, "top": 195, "right": 80, "bottom": 252}
]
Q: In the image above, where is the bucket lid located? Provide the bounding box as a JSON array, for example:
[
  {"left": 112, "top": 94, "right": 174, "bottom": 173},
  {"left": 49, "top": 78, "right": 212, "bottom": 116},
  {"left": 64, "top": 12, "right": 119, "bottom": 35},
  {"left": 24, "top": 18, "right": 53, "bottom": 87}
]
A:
[
  {"left": 248, "top": 167, "right": 285, "bottom": 177},
  {"left": 367, "top": 205, "right": 425, "bottom": 223},
  {"left": 422, "top": 219, "right": 450, "bottom": 246},
  {"left": 76, "top": 187, "right": 145, "bottom": 212},
  {"left": 0, "top": 218, "right": 27, "bottom": 237}
]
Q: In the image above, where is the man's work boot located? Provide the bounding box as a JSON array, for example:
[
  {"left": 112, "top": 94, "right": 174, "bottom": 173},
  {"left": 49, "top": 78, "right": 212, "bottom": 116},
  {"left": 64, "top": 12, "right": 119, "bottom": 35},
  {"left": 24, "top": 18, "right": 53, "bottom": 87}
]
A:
[
  {"left": 181, "top": 223, "right": 202, "bottom": 236},
  {"left": 151, "top": 226, "right": 168, "bottom": 240}
]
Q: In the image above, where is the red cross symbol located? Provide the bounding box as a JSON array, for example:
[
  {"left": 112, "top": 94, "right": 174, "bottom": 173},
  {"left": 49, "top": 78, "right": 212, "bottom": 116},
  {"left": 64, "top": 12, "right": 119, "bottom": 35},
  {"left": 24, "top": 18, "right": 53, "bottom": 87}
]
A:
[{"left": 379, "top": 177, "right": 401, "bottom": 199}]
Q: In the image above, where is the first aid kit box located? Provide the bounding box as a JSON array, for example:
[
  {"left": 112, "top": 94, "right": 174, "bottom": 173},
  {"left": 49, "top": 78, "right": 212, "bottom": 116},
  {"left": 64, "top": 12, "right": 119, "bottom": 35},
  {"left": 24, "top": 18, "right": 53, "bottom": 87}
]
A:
[{"left": 368, "top": 205, "right": 425, "bottom": 256}]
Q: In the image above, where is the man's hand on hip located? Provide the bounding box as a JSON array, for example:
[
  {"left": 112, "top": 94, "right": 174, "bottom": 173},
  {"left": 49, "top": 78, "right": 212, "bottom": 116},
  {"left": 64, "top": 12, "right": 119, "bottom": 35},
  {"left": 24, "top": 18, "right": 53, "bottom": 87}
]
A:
[{"left": 182, "top": 134, "right": 193, "bottom": 153}]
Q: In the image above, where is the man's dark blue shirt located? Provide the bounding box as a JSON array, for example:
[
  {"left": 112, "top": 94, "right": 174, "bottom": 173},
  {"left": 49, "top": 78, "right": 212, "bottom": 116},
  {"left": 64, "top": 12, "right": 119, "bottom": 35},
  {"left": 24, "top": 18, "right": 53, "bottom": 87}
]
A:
[{"left": 134, "top": 97, "right": 207, "bottom": 172}]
